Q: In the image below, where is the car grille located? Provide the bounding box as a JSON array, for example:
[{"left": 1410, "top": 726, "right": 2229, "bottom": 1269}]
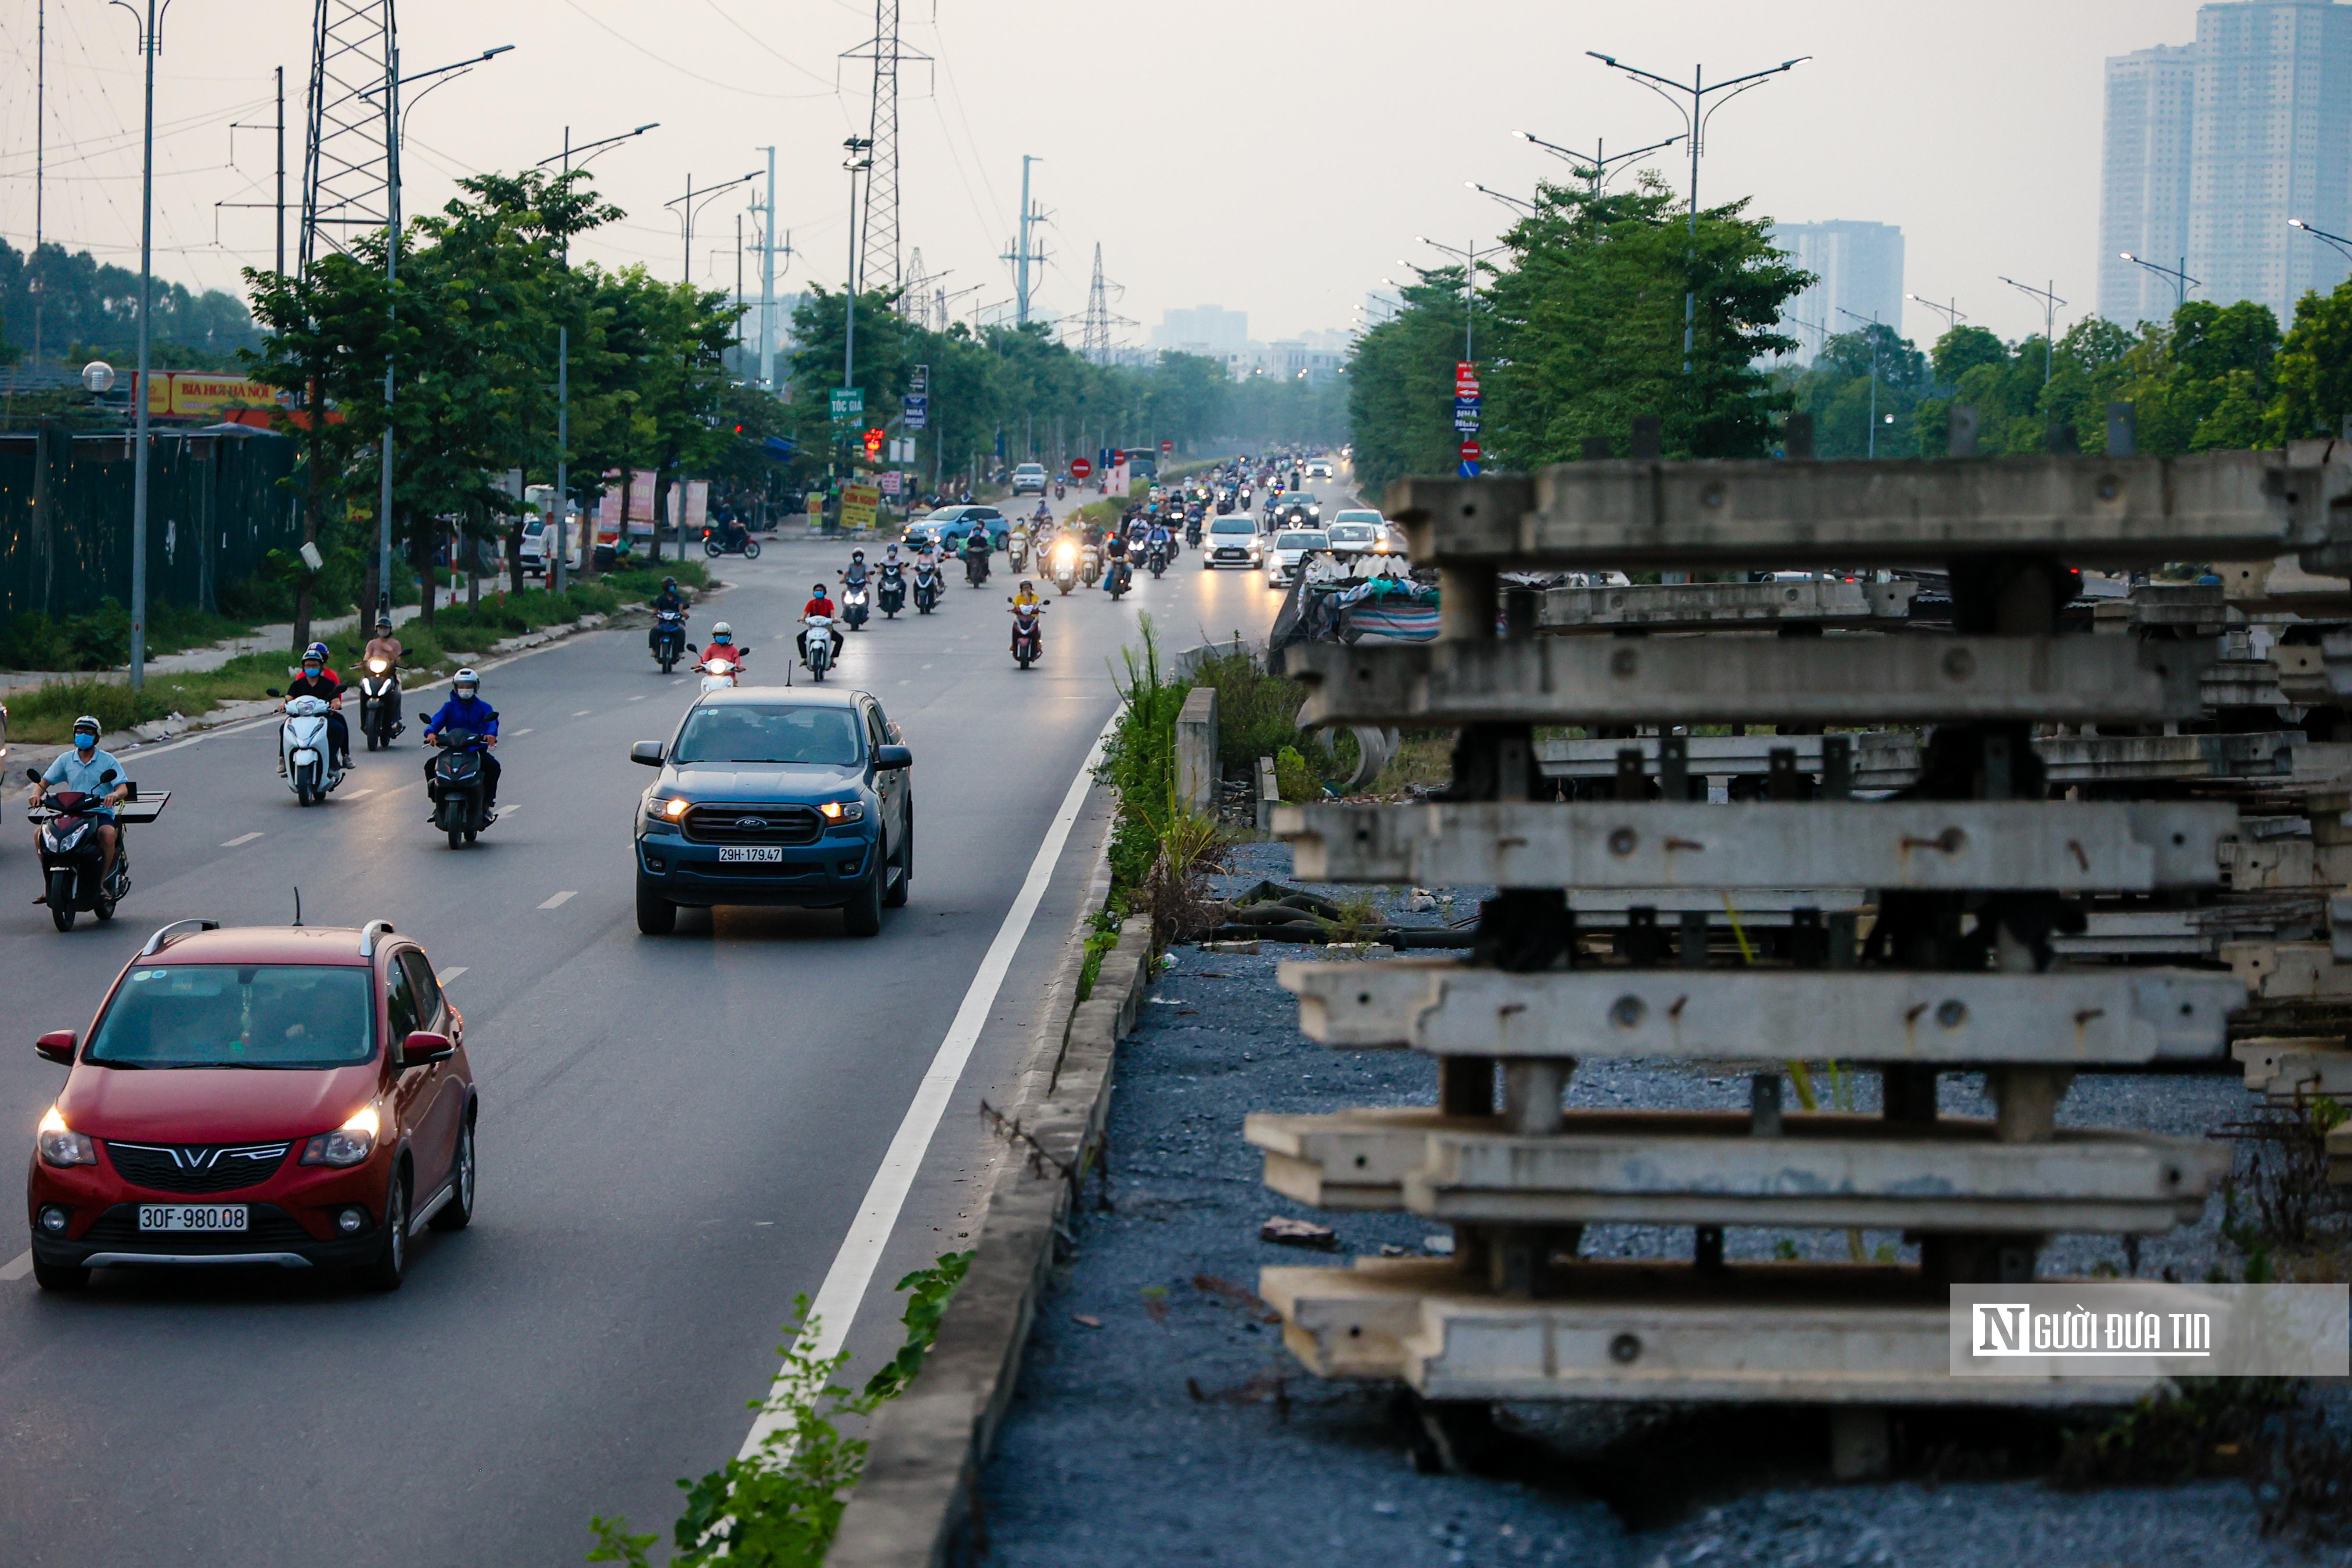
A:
[
  {"left": 685, "top": 861, "right": 820, "bottom": 879},
  {"left": 1213, "top": 547, "right": 1251, "bottom": 559},
  {"left": 81, "top": 1203, "right": 319, "bottom": 1248},
  {"left": 104, "top": 1140, "right": 293, "bottom": 1195},
  {"left": 683, "top": 804, "right": 822, "bottom": 846}
]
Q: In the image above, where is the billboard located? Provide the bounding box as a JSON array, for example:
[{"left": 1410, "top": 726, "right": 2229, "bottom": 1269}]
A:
[{"left": 138, "top": 371, "right": 281, "bottom": 420}]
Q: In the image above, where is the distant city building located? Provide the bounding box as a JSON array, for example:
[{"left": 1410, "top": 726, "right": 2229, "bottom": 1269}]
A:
[
  {"left": 2100, "top": 44, "right": 2198, "bottom": 326},
  {"left": 1150, "top": 304, "right": 1250, "bottom": 353},
  {"left": 1770, "top": 221, "right": 1905, "bottom": 361},
  {"left": 1265, "top": 339, "right": 1345, "bottom": 384},
  {"left": 2100, "top": 3, "right": 2352, "bottom": 329}
]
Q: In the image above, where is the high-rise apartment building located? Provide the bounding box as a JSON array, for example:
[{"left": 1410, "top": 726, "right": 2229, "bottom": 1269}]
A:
[
  {"left": 2100, "top": 3, "right": 2352, "bottom": 328},
  {"left": 1770, "top": 221, "right": 1905, "bottom": 361},
  {"left": 1150, "top": 304, "right": 1250, "bottom": 354},
  {"left": 2100, "top": 44, "right": 2198, "bottom": 326}
]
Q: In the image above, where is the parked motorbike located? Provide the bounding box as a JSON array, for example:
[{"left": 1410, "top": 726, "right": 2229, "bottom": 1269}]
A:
[
  {"left": 702, "top": 524, "right": 763, "bottom": 560},
  {"left": 358, "top": 658, "right": 405, "bottom": 750},
  {"left": 878, "top": 562, "right": 907, "bottom": 618},
  {"left": 800, "top": 613, "right": 836, "bottom": 682},
  {"left": 427, "top": 729, "right": 494, "bottom": 850},
  {"left": 26, "top": 769, "right": 160, "bottom": 931},
  {"left": 280, "top": 694, "right": 344, "bottom": 807},
  {"left": 1009, "top": 598, "right": 1045, "bottom": 670},
  {"left": 912, "top": 562, "right": 942, "bottom": 614},
  {"left": 651, "top": 609, "right": 688, "bottom": 673}
]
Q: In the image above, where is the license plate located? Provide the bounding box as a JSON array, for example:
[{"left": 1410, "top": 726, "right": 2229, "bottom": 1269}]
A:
[
  {"left": 139, "top": 1204, "right": 247, "bottom": 1233},
  {"left": 717, "top": 846, "right": 784, "bottom": 863}
]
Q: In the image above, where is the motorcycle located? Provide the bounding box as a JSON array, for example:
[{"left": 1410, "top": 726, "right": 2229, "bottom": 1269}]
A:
[
  {"left": 1186, "top": 516, "right": 1203, "bottom": 547},
  {"left": 280, "top": 694, "right": 344, "bottom": 807},
  {"left": 1081, "top": 542, "right": 1102, "bottom": 588},
  {"left": 426, "top": 729, "right": 494, "bottom": 850},
  {"left": 964, "top": 545, "right": 991, "bottom": 588},
  {"left": 878, "top": 562, "right": 907, "bottom": 618},
  {"left": 1009, "top": 598, "right": 1045, "bottom": 669},
  {"left": 1008, "top": 528, "right": 1030, "bottom": 573},
  {"left": 702, "top": 524, "right": 763, "bottom": 560},
  {"left": 840, "top": 581, "right": 871, "bottom": 631},
  {"left": 26, "top": 769, "right": 160, "bottom": 931},
  {"left": 650, "top": 609, "right": 688, "bottom": 674},
  {"left": 1048, "top": 538, "right": 1081, "bottom": 595},
  {"left": 1053, "top": 479, "right": 1066, "bottom": 500},
  {"left": 358, "top": 657, "right": 405, "bottom": 749},
  {"left": 1146, "top": 541, "right": 1170, "bottom": 579},
  {"left": 1107, "top": 555, "right": 1133, "bottom": 601},
  {"left": 695, "top": 654, "right": 741, "bottom": 696},
  {"left": 800, "top": 613, "right": 837, "bottom": 682},
  {"left": 912, "top": 562, "right": 942, "bottom": 614}
]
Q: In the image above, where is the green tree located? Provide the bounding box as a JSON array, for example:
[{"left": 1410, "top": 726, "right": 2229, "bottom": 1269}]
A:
[{"left": 2269, "top": 279, "right": 2352, "bottom": 442}]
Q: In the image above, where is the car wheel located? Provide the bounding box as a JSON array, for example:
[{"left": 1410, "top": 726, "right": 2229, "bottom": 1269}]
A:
[
  {"left": 32, "top": 1258, "right": 89, "bottom": 1292},
  {"left": 883, "top": 821, "right": 911, "bottom": 908},
  {"left": 636, "top": 876, "right": 677, "bottom": 935},
  {"left": 429, "top": 1115, "right": 475, "bottom": 1232},
  {"left": 843, "top": 851, "right": 884, "bottom": 937},
  {"left": 358, "top": 1168, "right": 408, "bottom": 1292}
]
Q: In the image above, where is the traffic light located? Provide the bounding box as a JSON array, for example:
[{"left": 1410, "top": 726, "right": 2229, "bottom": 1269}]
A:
[{"left": 862, "top": 427, "right": 886, "bottom": 461}]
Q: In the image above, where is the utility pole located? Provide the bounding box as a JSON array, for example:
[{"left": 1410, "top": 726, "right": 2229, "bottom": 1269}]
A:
[
  {"left": 1836, "top": 306, "right": 1883, "bottom": 459},
  {"left": 126, "top": 0, "right": 164, "bottom": 688},
  {"left": 840, "top": 0, "right": 926, "bottom": 302},
  {"left": 756, "top": 144, "right": 778, "bottom": 389},
  {"left": 1999, "top": 276, "right": 2067, "bottom": 385},
  {"left": 1004, "top": 155, "right": 1045, "bottom": 325},
  {"left": 841, "top": 136, "right": 874, "bottom": 507},
  {"left": 32, "top": 0, "right": 45, "bottom": 365},
  {"left": 274, "top": 67, "right": 285, "bottom": 275},
  {"left": 1082, "top": 243, "right": 1111, "bottom": 363},
  {"left": 1588, "top": 50, "right": 1809, "bottom": 375}
]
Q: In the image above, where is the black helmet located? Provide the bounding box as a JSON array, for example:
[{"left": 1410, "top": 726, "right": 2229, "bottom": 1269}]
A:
[{"left": 663, "top": 575, "right": 677, "bottom": 590}]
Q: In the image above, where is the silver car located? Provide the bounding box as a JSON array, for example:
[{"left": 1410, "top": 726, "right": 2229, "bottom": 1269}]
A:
[{"left": 1264, "top": 529, "right": 1329, "bottom": 587}]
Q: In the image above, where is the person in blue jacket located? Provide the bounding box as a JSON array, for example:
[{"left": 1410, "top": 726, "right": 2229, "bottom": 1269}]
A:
[{"left": 420, "top": 667, "right": 501, "bottom": 809}]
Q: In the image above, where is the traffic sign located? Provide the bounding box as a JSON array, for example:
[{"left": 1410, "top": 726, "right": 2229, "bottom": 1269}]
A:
[
  {"left": 1160, "top": 439, "right": 1174, "bottom": 455},
  {"left": 1070, "top": 457, "right": 1093, "bottom": 480},
  {"left": 1459, "top": 439, "right": 1482, "bottom": 462},
  {"left": 1455, "top": 360, "right": 1479, "bottom": 395},
  {"left": 902, "top": 393, "right": 928, "bottom": 430},
  {"left": 1453, "top": 396, "right": 1482, "bottom": 433},
  {"left": 829, "top": 388, "right": 864, "bottom": 421},
  {"left": 1459, "top": 459, "right": 1481, "bottom": 478}
]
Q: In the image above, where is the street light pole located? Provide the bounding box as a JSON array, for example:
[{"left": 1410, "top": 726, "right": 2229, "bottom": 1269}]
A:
[
  {"left": 2289, "top": 217, "right": 2352, "bottom": 267},
  {"left": 664, "top": 170, "right": 759, "bottom": 286},
  {"left": 1836, "top": 306, "right": 1883, "bottom": 459},
  {"left": 840, "top": 137, "right": 874, "bottom": 515},
  {"left": 1906, "top": 292, "right": 1968, "bottom": 334},
  {"left": 1588, "top": 50, "right": 1809, "bottom": 375},
  {"left": 1509, "top": 128, "right": 1686, "bottom": 196},
  {"left": 1465, "top": 181, "right": 1536, "bottom": 217},
  {"left": 2120, "top": 252, "right": 2199, "bottom": 319},
  {"left": 1998, "top": 276, "right": 2067, "bottom": 385},
  {"left": 1412, "top": 238, "right": 1495, "bottom": 361},
  {"left": 119, "top": 0, "right": 164, "bottom": 689}
]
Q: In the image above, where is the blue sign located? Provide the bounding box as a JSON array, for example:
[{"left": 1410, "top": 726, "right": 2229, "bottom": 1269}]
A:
[
  {"left": 1453, "top": 393, "right": 1482, "bottom": 433},
  {"left": 1459, "top": 460, "right": 1481, "bottom": 478},
  {"left": 903, "top": 393, "right": 929, "bottom": 430}
]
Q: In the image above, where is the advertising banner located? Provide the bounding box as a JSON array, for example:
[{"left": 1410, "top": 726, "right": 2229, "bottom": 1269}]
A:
[{"left": 841, "top": 482, "right": 881, "bottom": 532}]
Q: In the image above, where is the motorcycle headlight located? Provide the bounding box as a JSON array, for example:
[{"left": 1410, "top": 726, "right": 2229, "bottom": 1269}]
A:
[
  {"left": 367, "top": 660, "right": 389, "bottom": 674},
  {"left": 300, "top": 1104, "right": 380, "bottom": 1168},
  {"left": 36, "top": 1106, "right": 97, "bottom": 1168}
]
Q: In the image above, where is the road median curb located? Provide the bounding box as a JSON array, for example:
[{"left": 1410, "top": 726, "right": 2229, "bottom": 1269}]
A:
[{"left": 827, "top": 835, "right": 1143, "bottom": 1568}]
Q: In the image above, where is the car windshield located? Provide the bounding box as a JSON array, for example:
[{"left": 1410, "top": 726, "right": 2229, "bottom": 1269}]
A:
[
  {"left": 920, "top": 508, "right": 966, "bottom": 524},
  {"left": 1333, "top": 511, "right": 1381, "bottom": 526},
  {"left": 1276, "top": 532, "right": 1327, "bottom": 550},
  {"left": 1328, "top": 524, "right": 1376, "bottom": 544},
  {"left": 1211, "top": 518, "right": 1255, "bottom": 533},
  {"left": 672, "top": 704, "right": 863, "bottom": 766},
  {"left": 86, "top": 965, "right": 376, "bottom": 1069}
]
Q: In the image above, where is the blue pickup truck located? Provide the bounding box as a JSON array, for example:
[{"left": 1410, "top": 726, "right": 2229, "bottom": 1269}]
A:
[{"left": 630, "top": 687, "right": 913, "bottom": 936}]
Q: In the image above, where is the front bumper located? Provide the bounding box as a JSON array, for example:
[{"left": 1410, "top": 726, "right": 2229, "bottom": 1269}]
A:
[
  {"left": 637, "top": 829, "right": 877, "bottom": 908},
  {"left": 28, "top": 1157, "right": 394, "bottom": 1270}
]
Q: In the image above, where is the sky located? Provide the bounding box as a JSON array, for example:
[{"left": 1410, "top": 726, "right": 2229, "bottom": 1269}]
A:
[{"left": 0, "top": 0, "right": 2213, "bottom": 353}]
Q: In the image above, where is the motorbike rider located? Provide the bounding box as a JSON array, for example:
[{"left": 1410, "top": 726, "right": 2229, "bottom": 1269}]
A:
[
  {"left": 1009, "top": 579, "right": 1045, "bottom": 652},
  {"left": 962, "top": 523, "right": 991, "bottom": 579},
  {"left": 359, "top": 614, "right": 408, "bottom": 742},
  {"left": 281, "top": 642, "right": 351, "bottom": 772},
  {"left": 421, "top": 668, "right": 500, "bottom": 812},
  {"left": 702, "top": 621, "right": 747, "bottom": 675},
  {"left": 798, "top": 584, "right": 846, "bottom": 665},
  {"left": 651, "top": 575, "right": 687, "bottom": 616},
  {"left": 31, "top": 716, "right": 130, "bottom": 885},
  {"left": 1146, "top": 516, "right": 1173, "bottom": 565},
  {"left": 1101, "top": 524, "right": 1132, "bottom": 591},
  {"left": 840, "top": 548, "right": 871, "bottom": 592}
]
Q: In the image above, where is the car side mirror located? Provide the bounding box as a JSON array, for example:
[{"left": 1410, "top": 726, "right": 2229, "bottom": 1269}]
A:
[
  {"left": 399, "top": 1031, "right": 454, "bottom": 1069},
  {"left": 36, "top": 1030, "right": 76, "bottom": 1065},
  {"left": 629, "top": 741, "right": 665, "bottom": 768},
  {"left": 873, "top": 744, "right": 913, "bottom": 771}
]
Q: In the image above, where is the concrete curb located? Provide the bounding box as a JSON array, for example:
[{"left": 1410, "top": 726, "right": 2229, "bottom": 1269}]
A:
[{"left": 826, "top": 822, "right": 1146, "bottom": 1568}]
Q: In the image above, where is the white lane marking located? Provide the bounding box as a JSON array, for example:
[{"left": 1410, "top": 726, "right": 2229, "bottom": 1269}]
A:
[
  {"left": 920, "top": 663, "right": 932, "bottom": 670},
  {"left": 738, "top": 706, "right": 1117, "bottom": 1458},
  {"left": 628, "top": 695, "right": 646, "bottom": 702},
  {"left": 537, "top": 890, "right": 577, "bottom": 910},
  {"left": 897, "top": 679, "right": 908, "bottom": 686},
  {"left": 435, "top": 966, "right": 468, "bottom": 985},
  {"left": 573, "top": 710, "right": 592, "bottom": 717},
  {"left": 497, "top": 804, "right": 522, "bottom": 820},
  {"left": 0, "top": 1251, "right": 28, "bottom": 1283},
  {"left": 220, "top": 832, "right": 264, "bottom": 848},
  {"left": 513, "top": 728, "right": 535, "bottom": 736},
  {"left": 342, "top": 788, "right": 374, "bottom": 800}
]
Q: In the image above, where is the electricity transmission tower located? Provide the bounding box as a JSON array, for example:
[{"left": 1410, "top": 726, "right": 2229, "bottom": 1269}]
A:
[
  {"left": 840, "top": 0, "right": 928, "bottom": 300},
  {"left": 299, "top": 0, "right": 395, "bottom": 274},
  {"left": 1077, "top": 244, "right": 1135, "bottom": 363}
]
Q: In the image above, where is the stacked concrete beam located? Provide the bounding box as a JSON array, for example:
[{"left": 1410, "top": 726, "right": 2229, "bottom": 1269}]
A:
[{"left": 1239, "top": 448, "right": 2352, "bottom": 1411}]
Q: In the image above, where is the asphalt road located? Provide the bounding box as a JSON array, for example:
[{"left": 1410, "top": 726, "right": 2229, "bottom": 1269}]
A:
[{"left": 0, "top": 462, "right": 1340, "bottom": 1566}]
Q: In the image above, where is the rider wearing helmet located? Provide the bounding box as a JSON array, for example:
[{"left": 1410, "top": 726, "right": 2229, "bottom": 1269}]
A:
[
  {"left": 840, "top": 549, "right": 870, "bottom": 590},
  {"left": 360, "top": 614, "right": 407, "bottom": 743},
  {"left": 703, "top": 621, "right": 746, "bottom": 674},
  {"left": 1009, "top": 579, "right": 1044, "bottom": 652},
  {"left": 797, "top": 588, "right": 846, "bottom": 665},
  {"left": 421, "top": 667, "right": 501, "bottom": 810},
  {"left": 282, "top": 641, "right": 350, "bottom": 771},
  {"left": 651, "top": 575, "right": 687, "bottom": 616},
  {"left": 31, "top": 715, "right": 130, "bottom": 884}
]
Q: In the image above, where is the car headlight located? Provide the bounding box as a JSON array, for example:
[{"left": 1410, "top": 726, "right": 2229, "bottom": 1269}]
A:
[
  {"left": 644, "top": 796, "right": 692, "bottom": 829},
  {"left": 301, "top": 1104, "right": 380, "bottom": 1168},
  {"left": 36, "top": 1106, "right": 97, "bottom": 1168},
  {"left": 818, "top": 800, "right": 865, "bottom": 823}
]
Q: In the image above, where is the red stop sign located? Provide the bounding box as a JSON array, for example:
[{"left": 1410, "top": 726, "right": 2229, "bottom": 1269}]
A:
[
  {"left": 1459, "top": 439, "right": 1483, "bottom": 461},
  {"left": 1160, "top": 439, "right": 1174, "bottom": 454},
  {"left": 1070, "top": 458, "right": 1093, "bottom": 479}
]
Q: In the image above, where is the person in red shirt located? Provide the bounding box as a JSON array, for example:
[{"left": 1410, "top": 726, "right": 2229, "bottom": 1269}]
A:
[
  {"left": 796, "top": 585, "right": 845, "bottom": 667},
  {"left": 702, "top": 621, "right": 746, "bottom": 670}
]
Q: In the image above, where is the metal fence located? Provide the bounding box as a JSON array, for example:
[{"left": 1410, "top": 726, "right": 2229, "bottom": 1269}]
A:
[{"left": 0, "top": 426, "right": 303, "bottom": 632}]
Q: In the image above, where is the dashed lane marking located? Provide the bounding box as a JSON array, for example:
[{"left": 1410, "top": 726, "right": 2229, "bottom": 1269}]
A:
[
  {"left": 537, "top": 890, "right": 577, "bottom": 910},
  {"left": 573, "top": 710, "right": 592, "bottom": 717},
  {"left": 435, "top": 966, "right": 468, "bottom": 984},
  {"left": 628, "top": 695, "right": 646, "bottom": 702},
  {"left": 512, "top": 728, "right": 535, "bottom": 736},
  {"left": 342, "top": 788, "right": 374, "bottom": 800},
  {"left": 220, "top": 832, "right": 264, "bottom": 848},
  {"left": 0, "top": 1251, "right": 28, "bottom": 1283}
]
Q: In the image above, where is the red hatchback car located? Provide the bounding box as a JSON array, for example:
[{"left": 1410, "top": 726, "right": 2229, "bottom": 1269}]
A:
[{"left": 25, "top": 919, "right": 477, "bottom": 1292}]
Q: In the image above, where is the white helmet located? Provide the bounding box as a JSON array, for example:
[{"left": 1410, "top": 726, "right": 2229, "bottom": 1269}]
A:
[
  {"left": 453, "top": 667, "right": 480, "bottom": 696},
  {"left": 711, "top": 621, "right": 733, "bottom": 638}
]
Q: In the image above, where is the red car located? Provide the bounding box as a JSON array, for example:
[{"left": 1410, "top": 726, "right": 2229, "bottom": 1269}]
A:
[{"left": 25, "top": 918, "right": 476, "bottom": 1292}]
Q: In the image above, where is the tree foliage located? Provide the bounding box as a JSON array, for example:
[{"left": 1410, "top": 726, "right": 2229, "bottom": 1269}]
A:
[{"left": 1, "top": 239, "right": 261, "bottom": 368}]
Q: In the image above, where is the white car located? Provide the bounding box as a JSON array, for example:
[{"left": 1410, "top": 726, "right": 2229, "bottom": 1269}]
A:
[
  {"left": 1264, "top": 528, "right": 1329, "bottom": 587},
  {"left": 1202, "top": 514, "right": 1263, "bottom": 570},
  {"left": 1306, "top": 459, "right": 1333, "bottom": 479},
  {"left": 1323, "top": 520, "right": 1382, "bottom": 558},
  {"left": 1010, "top": 462, "right": 1049, "bottom": 496}
]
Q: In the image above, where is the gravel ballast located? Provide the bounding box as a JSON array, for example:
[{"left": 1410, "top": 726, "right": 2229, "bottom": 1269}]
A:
[{"left": 976, "top": 843, "right": 2338, "bottom": 1566}]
